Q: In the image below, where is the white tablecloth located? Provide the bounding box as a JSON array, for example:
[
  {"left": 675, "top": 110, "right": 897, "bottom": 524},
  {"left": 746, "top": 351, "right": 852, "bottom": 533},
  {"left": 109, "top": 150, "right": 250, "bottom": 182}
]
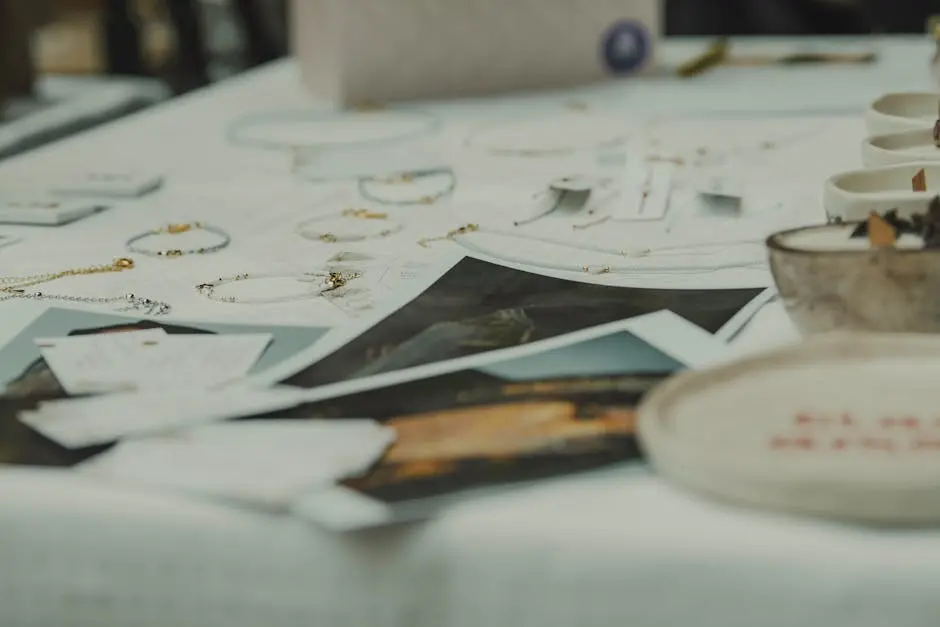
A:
[{"left": 1, "top": 36, "right": 940, "bottom": 627}]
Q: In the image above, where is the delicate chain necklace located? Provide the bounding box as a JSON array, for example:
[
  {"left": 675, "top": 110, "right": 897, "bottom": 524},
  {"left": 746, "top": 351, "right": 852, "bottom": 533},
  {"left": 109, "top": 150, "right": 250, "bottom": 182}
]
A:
[
  {"left": 464, "top": 114, "right": 630, "bottom": 157},
  {"left": 196, "top": 269, "right": 361, "bottom": 304},
  {"left": 357, "top": 169, "right": 456, "bottom": 206},
  {"left": 640, "top": 118, "right": 828, "bottom": 168},
  {"left": 417, "top": 223, "right": 480, "bottom": 248},
  {"left": 297, "top": 208, "right": 403, "bottom": 243},
  {"left": 0, "top": 257, "right": 171, "bottom": 314},
  {"left": 422, "top": 225, "right": 762, "bottom": 273},
  {"left": 0, "top": 257, "right": 135, "bottom": 290},
  {"left": 126, "top": 222, "right": 231, "bottom": 258},
  {"left": 0, "top": 290, "right": 171, "bottom": 315}
]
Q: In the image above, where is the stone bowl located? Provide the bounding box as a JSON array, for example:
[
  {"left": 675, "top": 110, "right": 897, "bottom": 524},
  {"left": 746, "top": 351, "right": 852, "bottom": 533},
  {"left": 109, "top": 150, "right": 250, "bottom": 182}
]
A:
[{"left": 767, "top": 223, "right": 940, "bottom": 335}]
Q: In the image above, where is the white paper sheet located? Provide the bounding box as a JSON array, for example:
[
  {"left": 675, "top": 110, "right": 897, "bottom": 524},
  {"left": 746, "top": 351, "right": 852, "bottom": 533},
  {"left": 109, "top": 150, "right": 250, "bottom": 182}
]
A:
[
  {"left": 18, "top": 386, "right": 308, "bottom": 448},
  {"left": 77, "top": 419, "right": 395, "bottom": 508},
  {"left": 250, "top": 306, "right": 740, "bottom": 408},
  {"left": 36, "top": 329, "right": 168, "bottom": 394},
  {"left": 36, "top": 333, "right": 273, "bottom": 394}
]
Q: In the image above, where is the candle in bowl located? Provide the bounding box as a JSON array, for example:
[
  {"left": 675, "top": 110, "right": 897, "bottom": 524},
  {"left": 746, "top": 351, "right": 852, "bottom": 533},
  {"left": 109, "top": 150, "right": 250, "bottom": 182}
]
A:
[{"left": 767, "top": 216, "right": 940, "bottom": 336}]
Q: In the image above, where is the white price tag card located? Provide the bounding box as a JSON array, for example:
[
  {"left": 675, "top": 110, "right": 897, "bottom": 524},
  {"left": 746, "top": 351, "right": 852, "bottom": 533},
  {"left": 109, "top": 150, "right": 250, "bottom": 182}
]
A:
[
  {"left": 51, "top": 172, "right": 164, "bottom": 198},
  {"left": 697, "top": 176, "right": 747, "bottom": 202},
  {"left": 36, "top": 329, "right": 169, "bottom": 395},
  {"left": 614, "top": 162, "right": 674, "bottom": 221},
  {"left": 129, "top": 334, "right": 274, "bottom": 389},
  {"left": 35, "top": 331, "right": 272, "bottom": 395},
  {"left": 0, "top": 197, "right": 102, "bottom": 226},
  {"left": 641, "top": 162, "right": 676, "bottom": 221}
]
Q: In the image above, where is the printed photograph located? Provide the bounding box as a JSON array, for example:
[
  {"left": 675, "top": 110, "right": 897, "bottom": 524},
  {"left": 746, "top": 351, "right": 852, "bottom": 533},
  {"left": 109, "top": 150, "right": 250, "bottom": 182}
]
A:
[
  {"left": 282, "top": 256, "right": 763, "bottom": 389},
  {"left": 264, "top": 327, "right": 684, "bottom": 510},
  {"left": 0, "top": 307, "right": 330, "bottom": 467}
]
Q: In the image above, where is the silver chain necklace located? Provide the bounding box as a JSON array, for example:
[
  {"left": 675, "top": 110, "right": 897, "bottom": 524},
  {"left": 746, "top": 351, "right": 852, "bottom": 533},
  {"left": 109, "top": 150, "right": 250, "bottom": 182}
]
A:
[
  {"left": 0, "top": 257, "right": 171, "bottom": 315},
  {"left": 0, "top": 290, "right": 171, "bottom": 315}
]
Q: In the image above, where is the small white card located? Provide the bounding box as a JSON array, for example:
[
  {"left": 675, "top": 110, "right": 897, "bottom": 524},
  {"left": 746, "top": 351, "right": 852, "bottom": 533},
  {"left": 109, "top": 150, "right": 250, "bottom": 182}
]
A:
[
  {"left": 613, "top": 162, "right": 675, "bottom": 221},
  {"left": 36, "top": 329, "right": 168, "bottom": 395},
  {"left": 697, "top": 175, "right": 746, "bottom": 200},
  {"left": 36, "top": 332, "right": 273, "bottom": 395},
  {"left": 18, "top": 386, "right": 308, "bottom": 448},
  {"left": 77, "top": 420, "right": 396, "bottom": 507},
  {"left": 549, "top": 175, "right": 606, "bottom": 193},
  {"left": 51, "top": 172, "right": 164, "bottom": 199},
  {"left": 514, "top": 186, "right": 592, "bottom": 226},
  {"left": 642, "top": 162, "right": 676, "bottom": 221},
  {"left": 0, "top": 197, "right": 102, "bottom": 226},
  {"left": 125, "top": 334, "right": 274, "bottom": 390}
]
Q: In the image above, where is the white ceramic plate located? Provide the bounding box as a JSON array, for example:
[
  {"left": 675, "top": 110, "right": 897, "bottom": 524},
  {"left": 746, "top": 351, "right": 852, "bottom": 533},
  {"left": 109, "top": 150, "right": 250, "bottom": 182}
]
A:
[
  {"left": 824, "top": 162, "right": 940, "bottom": 221},
  {"left": 862, "top": 129, "right": 940, "bottom": 168},
  {"left": 865, "top": 92, "right": 939, "bottom": 137},
  {"left": 638, "top": 333, "right": 940, "bottom": 526}
]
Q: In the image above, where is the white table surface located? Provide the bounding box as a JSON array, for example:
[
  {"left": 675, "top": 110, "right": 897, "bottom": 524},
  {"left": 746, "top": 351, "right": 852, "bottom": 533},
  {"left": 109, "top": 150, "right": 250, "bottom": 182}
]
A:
[{"left": 2, "top": 37, "right": 940, "bottom": 627}]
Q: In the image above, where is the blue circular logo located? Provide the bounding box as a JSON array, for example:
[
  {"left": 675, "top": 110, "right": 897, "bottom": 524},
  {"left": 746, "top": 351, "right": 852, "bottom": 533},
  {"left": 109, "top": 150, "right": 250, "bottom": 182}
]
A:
[{"left": 601, "top": 20, "right": 651, "bottom": 75}]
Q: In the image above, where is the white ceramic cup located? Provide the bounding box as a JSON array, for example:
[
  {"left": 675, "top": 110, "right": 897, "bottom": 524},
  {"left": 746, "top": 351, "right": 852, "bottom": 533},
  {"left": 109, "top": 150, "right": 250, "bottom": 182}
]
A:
[
  {"left": 865, "top": 92, "right": 939, "bottom": 137},
  {"left": 824, "top": 162, "right": 940, "bottom": 221},
  {"left": 862, "top": 129, "right": 940, "bottom": 168}
]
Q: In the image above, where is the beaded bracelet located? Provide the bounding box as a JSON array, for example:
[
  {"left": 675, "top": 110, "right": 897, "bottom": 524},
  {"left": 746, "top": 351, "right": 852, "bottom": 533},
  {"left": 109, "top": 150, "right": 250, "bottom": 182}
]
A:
[
  {"left": 296, "top": 209, "right": 403, "bottom": 243},
  {"left": 357, "top": 169, "right": 456, "bottom": 206},
  {"left": 126, "top": 222, "right": 231, "bottom": 258}
]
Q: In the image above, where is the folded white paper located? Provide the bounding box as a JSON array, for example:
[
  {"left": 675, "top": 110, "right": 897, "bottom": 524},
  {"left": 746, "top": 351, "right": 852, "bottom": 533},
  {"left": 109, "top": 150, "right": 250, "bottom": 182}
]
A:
[
  {"left": 19, "top": 386, "right": 308, "bottom": 448},
  {"left": 36, "top": 332, "right": 273, "bottom": 394},
  {"left": 36, "top": 329, "right": 167, "bottom": 395},
  {"left": 78, "top": 419, "right": 395, "bottom": 508}
]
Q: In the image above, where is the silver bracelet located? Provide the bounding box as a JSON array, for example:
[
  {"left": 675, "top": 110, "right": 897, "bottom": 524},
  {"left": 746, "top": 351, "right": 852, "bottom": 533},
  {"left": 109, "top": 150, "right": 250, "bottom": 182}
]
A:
[
  {"left": 296, "top": 208, "right": 403, "bottom": 243},
  {"left": 357, "top": 169, "right": 456, "bottom": 206},
  {"left": 195, "top": 270, "right": 362, "bottom": 304},
  {"left": 126, "top": 222, "right": 231, "bottom": 258}
]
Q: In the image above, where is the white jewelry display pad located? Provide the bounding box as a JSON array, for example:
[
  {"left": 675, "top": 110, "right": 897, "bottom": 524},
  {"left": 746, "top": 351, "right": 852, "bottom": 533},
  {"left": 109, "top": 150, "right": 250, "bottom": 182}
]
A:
[{"left": 1, "top": 38, "right": 939, "bottom": 627}]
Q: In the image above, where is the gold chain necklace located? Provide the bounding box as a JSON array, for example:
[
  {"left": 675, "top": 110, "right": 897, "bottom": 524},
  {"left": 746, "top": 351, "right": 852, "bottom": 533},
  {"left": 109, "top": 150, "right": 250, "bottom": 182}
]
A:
[
  {"left": 0, "top": 257, "right": 135, "bottom": 291},
  {"left": 0, "top": 257, "right": 171, "bottom": 315}
]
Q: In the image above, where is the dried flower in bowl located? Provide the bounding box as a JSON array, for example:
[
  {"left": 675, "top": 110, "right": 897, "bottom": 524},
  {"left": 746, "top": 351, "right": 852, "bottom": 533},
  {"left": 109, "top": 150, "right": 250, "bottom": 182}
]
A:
[
  {"left": 849, "top": 196, "right": 940, "bottom": 249},
  {"left": 767, "top": 194, "right": 940, "bottom": 335}
]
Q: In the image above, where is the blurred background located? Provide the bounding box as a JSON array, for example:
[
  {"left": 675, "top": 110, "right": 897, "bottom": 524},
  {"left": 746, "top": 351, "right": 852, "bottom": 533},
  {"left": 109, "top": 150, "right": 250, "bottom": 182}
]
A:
[{"left": 0, "top": 0, "right": 936, "bottom": 159}]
